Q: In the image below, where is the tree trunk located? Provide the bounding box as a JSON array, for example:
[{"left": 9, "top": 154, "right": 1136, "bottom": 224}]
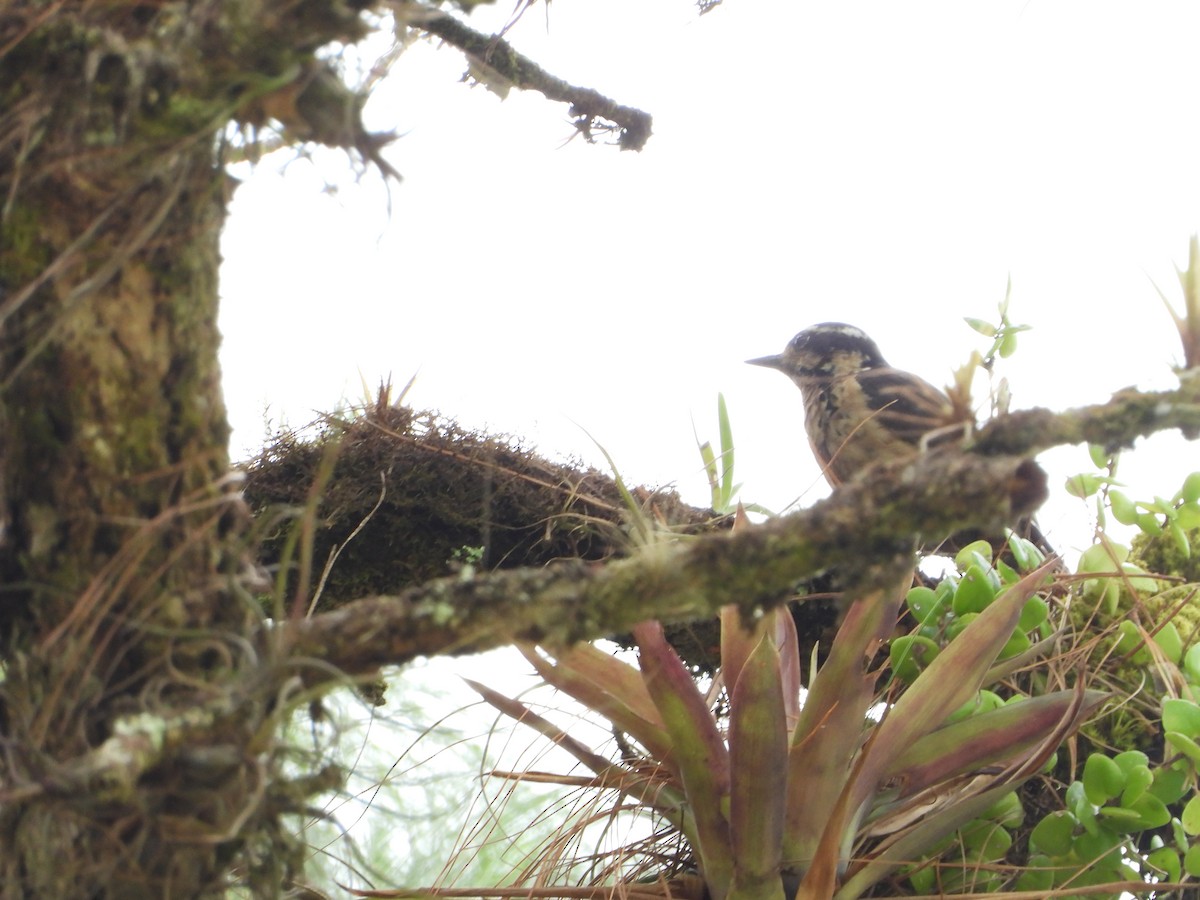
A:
[{"left": 0, "top": 3, "right": 364, "bottom": 895}]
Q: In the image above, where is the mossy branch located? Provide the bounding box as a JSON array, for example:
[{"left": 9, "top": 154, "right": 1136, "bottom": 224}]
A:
[
  {"left": 414, "top": 10, "right": 653, "bottom": 151},
  {"left": 972, "top": 379, "right": 1200, "bottom": 455},
  {"left": 289, "top": 380, "right": 1200, "bottom": 678},
  {"left": 289, "top": 452, "right": 1042, "bottom": 674}
]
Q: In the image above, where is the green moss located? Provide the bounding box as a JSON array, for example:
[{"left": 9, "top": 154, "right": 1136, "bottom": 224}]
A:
[
  {"left": 1132, "top": 525, "right": 1200, "bottom": 583},
  {"left": 0, "top": 204, "right": 52, "bottom": 286}
]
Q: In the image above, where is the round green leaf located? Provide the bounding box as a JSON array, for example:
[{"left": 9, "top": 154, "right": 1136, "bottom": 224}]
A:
[
  {"left": 1166, "top": 731, "right": 1200, "bottom": 767},
  {"left": 1030, "top": 810, "right": 1076, "bottom": 856},
  {"left": 1018, "top": 595, "right": 1048, "bottom": 631},
  {"left": 1137, "top": 511, "right": 1163, "bottom": 535},
  {"left": 1088, "top": 444, "right": 1111, "bottom": 469},
  {"left": 954, "top": 540, "right": 994, "bottom": 569},
  {"left": 1149, "top": 765, "right": 1188, "bottom": 805},
  {"left": 1146, "top": 846, "right": 1181, "bottom": 885},
  {"left": 946, "top": 612, "right": 978, "bottom": 642},
  {"left": 905, "top": 586, "right": 941, "bottom": 622},
  {"left": 1082, "top": 754, "right": 1124, "bottom": 805},
  {"left": 889, "top": 635, "right": 940, "bottom": 684},
  {"left": 1112, "top": 749, "right": 1149, "bottom": 772},
  {"left": 1163, "top": 699, "right": 1200, "bottom": 738},
  {"left": 1185, "top": 843, "right": 1200, "bottom": 877},
  {"left": 999, "top": 628, "right": 1032, "bottom": 659},
  {"left": 1181, "top": 472, "right": 1200, "bottom": 504},
  {"left": 1119, "top": 762, "right": 1154, "bottom": 807},
  {"left": 1067, "top": 474, "right": 1102, "bottom": 499},
  {"left": 1177, "top": 500, "right": 1200, "bottom": 529},
  {"left": 1181, "top": 795, "right": 1200, "bottom": 836},
  {"left": 998, "top": 330, "right": 1018, "bottom": 358},
  {"left": 1124, "top": 793, "right": 1171, "bottom": 830},
  {"left": 953, "top": 564, "right": 996, "bottom": 615},
  {"left": 1074, "top": 826, "right": 1123, "bottom": 866},
  {"left": 1015, "top": 855, "right": 1057, "bottom": 892},
  {"left": 1108, "top": 490, "right": 1138, "bottom": 525},
  {"left": 1155, "top": 622, "right": 1184, "bottom": 664},
  {"left": 907, "top": 865, "right": 935, "bottom": 894}
]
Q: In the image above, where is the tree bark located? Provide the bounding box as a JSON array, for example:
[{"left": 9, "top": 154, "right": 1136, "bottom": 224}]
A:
[{"left": 0, "top": 2, "right": 369, "bottom": 895}]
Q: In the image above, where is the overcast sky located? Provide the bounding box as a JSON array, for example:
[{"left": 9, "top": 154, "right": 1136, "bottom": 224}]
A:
[{"left": 220, "top": 0, "right": 1200, "bottom": 555}]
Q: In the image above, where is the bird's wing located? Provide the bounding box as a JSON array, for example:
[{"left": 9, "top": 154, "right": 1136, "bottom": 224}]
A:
[{"left": 858, "top": 367, "right": 957, "bottom": 446}]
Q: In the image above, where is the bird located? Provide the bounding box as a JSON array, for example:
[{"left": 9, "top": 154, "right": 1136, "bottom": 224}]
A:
[
  {"left": 746, "top": 322, "right": 966, "bottom": 487},
  {"left": 748, "top": 322, "right": 1054, "bottom": 561}
]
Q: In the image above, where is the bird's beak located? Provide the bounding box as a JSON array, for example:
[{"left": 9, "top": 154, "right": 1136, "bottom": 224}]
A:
[{"left": 746, "top": 354, "right": 784, "bottom": 370}]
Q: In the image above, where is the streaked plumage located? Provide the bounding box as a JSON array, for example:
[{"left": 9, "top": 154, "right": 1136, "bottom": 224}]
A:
[{"left": 747, "top": 323, "right": 963, "bottom": 486}]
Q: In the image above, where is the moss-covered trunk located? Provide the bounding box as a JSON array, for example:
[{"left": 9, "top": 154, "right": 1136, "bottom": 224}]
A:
[{"left": 0, "top": 2, "right": 367, "bottom": 895}]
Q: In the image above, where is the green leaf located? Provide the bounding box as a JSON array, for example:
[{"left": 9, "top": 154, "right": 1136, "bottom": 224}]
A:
[
  {"left": 998, "top": 629, "right": 1031, "bottom": 660},
  {"left": 1014, "top": 855, "right": 1057, "bottom": 893},
  {"left": 964, "top": 316, "right": 996, "bottom": 337},
  {"left": 1088, "top": 443, "right": 1112, "bottom": 469},
  {"left": 953, "top": 540, "right": 995, "bottom": 569},
  {"left": 1108, "top": 490, "right": 1139, "bottom": 525},
  {"left": 1078, "top": 541, "right": 1129, "bottom": 573},
  {"left": 1073, "top": 825, "right": 1123, "bottom": 867},
  {"left": 1170, "top": 519, "right": 1191, "bottom": 556},
  {"left": 1182, "top": 471, "right": 1200, "bottom": 504},
  {"left": 952, "top": 564, "right": 997, "bottom": 615},
  {"left": 1018, "top": 596, "right": 1048, "bottom": 630},
  {"left": 1082, "top": 754, "right": 1124, "bottom": 805},
  {"left": 1182, "top": 795, "right": 1200, "bottom": 836},
  {"left": 1177, "top": 500, "right": 1200, "bottom": 529},
  {"left": 1149, "top": 764, "right": 1189, "bottom": 805},
  {"left": 1185, "top": 842, "right": 1200, "bottom": 876},
  {"left": 1166, "top": 731, "right": 1200, "bottom": 767},
  {"left": 716, "top": 392, "right": 735, "bottom": 503},
  {"left": 1155, "top": 622, "right": 1184, "bottom": 664},
  {"left": 905, "top": 586, "right": 942, "bottom": 623},
  {"left": 889, "top": 635, "right": 940, "bottom": 684},
  {"left": 1137, "top": 511, "right": 1163, "bottom": 535},
  {"left": 998, "top": 330, "right": 1018, "bottom": 358},
  {"left": 1184, "top": 644, "right": 1200, "bottom": 682},
  {"left": 1119, "top": 793, "right": 1170, "bottom": 830},
  {"left": 1030, "top": 810, "right": 1076, "bottom": 856},
  {"left": 1163, "top": 699, "right": 1200, "bottom": 738},
  {"left": 1119, "top": 761, "right": 1154, "bottom": 807},
  {"left": 1146, "top": 846, "right": 1182, "bottom": 884}
]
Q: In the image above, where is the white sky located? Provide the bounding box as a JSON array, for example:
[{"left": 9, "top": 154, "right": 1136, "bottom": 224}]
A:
[{"left": 220, "top": 0, "right": 1200, "bottom": 553}]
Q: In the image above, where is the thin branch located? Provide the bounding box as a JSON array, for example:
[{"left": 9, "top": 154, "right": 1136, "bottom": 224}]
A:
[{"left": 412, "top": 8, "right": 653, "bottom": 151}]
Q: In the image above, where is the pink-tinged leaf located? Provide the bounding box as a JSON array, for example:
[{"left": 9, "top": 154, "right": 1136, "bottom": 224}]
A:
[
  {"left": 836, "top": 778, "right": 1027, "bottom": 900},
  {"left": 463, "top": 678, "right": 688, "bottom": 829},
  {"left": 537, "top": 642, "right": 662, "bottom": 727},
  {"left": 519, "top": 646, "right": 675, "bottom": 766},
  {"left": 722, "top": 605, "right": 801, "bottom": 733},
  {"left": 774, "top": 604, "right": 803, "bottom": 731},
  {"left": 882, "top": 689, "right": 1108, "bottom": 798},
  {"left": 719, "top": 605, "right": 760, "bottom": 700},
  {"left": 719, "top": 506, "right": 766, "bottom": 695},
  {"left": 844, "top": 677, "right": 1096, "bottom": 899},
  {"left": 844, "top": 558, "right": 1058, "bottom": 820},
  {"left": 728, "top": 635, "right": 788, "bottom": 897},
  {"left": 635, "top": 621, "right": 734, "bottom": 898},
  {"left": 782, "top": 564, "right": 911, "bottom": 879}
]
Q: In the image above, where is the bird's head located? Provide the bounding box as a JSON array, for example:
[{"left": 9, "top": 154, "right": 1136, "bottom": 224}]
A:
[{"left": 747, "top": 322, "right": 887, "bottom": 380}]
